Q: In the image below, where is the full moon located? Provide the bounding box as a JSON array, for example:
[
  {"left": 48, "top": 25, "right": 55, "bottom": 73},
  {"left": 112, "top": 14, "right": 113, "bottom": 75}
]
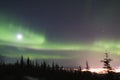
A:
[{"left": 16, "top": 33, "right": 23, "bottom": 40}]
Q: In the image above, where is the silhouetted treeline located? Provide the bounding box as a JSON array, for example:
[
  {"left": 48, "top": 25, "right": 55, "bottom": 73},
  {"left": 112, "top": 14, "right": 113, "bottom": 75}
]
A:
[{"left": 0, "top": 56, "right": 120, "bottom": 80}]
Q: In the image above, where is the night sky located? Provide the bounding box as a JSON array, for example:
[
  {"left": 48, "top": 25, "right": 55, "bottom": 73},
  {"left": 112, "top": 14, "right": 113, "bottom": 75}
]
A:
[{"left": 0, "top": 0, "right": 120, "bottom": 68}]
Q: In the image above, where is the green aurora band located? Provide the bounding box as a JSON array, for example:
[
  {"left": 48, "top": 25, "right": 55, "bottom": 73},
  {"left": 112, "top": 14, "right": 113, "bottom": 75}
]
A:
[
  {"left": 0, "top": 24, "right": 45, "bottom": 45},
  {"left": 0, "top": 17, "right": 120, "bottom": 59}
]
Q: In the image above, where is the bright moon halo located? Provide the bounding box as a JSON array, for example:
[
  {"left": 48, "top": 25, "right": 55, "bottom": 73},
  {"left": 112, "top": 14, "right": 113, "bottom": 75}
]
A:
[{"left": 16, "top": 33, "right": 23, "bottom": 40}]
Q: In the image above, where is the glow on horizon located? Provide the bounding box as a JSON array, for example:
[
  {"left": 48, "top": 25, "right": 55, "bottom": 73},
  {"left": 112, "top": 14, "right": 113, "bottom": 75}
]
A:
[{"left": 82, "top": 68, "right": 120, "bottom": 74}]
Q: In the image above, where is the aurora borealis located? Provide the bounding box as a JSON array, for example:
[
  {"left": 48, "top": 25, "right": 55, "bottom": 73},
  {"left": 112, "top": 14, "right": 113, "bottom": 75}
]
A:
[
  {"left": 1, "top": 22, "right": 120, "bottom": 67},
  {"left": 0, "top": 0, "right": 120, "bottom": 67}
]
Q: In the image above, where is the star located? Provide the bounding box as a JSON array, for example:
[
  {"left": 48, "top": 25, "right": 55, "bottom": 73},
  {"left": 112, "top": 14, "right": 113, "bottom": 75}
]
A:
[{"left": 16, "top": 33, "right": 23, "bottom": 40}]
